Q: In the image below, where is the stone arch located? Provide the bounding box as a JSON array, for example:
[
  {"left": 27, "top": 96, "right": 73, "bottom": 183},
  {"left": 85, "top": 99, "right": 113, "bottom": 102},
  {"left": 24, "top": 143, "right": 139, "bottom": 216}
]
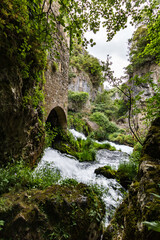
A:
[{"left": 46, "top": 106, "right": 67, "bottom": 131}]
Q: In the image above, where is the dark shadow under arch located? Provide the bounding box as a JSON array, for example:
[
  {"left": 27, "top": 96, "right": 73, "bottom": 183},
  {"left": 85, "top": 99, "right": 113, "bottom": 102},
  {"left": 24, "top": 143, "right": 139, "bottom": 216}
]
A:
[{"left": 46, "top": 106, "right": 67, "bottom": 130}]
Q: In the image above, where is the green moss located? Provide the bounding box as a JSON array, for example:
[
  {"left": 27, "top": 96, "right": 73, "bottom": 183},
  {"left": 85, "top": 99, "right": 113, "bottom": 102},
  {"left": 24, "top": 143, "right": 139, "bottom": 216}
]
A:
[
  {"left": 95, "top": 166, "right": 116, "bottom": 179},
  {"left": 95, "top": 162, "right": 137, "bottom": 189},
  {"left": 0, "top": 184, "right": 105, "bottom": 240}
]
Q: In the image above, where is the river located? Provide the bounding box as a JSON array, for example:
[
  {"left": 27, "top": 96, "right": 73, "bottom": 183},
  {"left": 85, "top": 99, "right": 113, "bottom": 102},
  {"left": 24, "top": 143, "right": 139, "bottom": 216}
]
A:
[{"left": 38, "top": 129, "right": 133, "bottom": 226}]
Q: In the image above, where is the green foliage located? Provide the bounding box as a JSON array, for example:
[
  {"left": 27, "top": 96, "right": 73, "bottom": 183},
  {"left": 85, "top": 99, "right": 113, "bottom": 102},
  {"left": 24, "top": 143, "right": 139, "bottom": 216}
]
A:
[
  {"left": 0, "top": 0, "right": 49, "bottom": 79},
  {"left": 92, "top": 90, "right": 118, "bottom": 120},
  {"left": 89, "top": 111, "right": 119, "bottom": 140},
  {"left": 143, "top": 221, "right": 160, "bottom": 232},
  {"left": 74, "top": 137, "right": 116, "bottom": 162},
  {"left": 92, "top": 90, "right": 128, "bottom": 121},
  {"left": 0, "top": 220, "right": 4, "bottom": 231},
  {"left": 67, "top": 112, "right": 89, "bottom": 135},
  {"left": 45, "top": 123, "right": 59, "bottom": 148},
  {"left": 127, "top": 10, "right": 160, "bottom": 74},
  {"left": 49, "top": 226, "right": 70, "bottom": 240},
  {"left": 95, "top": 160, "right": 138, "bottom": 189},
  {"left": 60, "top": 178, "right": 79, "bottom": 187},
  {"left": 117, "top": 161, "right": 138, "bottom": 183},
  {"left": 34, "top": 163, "right": 61, "bottom": 189},
  {"left": 0, "top": 0, "right": 49, "bottom": 147},
  {"left": 54, "top": 129, "right": 115, "bottom": 162},
  {"left": 142, "top": 192, "right": 160, "bottom": 233},
  {"left": 68, "top": 90, "right": 89, "bottom": 110},
  {"left": 144, "top": 80, "right": 160, "bottom": 123},
  {"left": 141, "top": 13, "right": 160, "bottom": 64},
  {"left": 108, "top": 132, "right": 134, "bottom": 146},
  {"left": 127, "top": 26, "right": 152, "bottom": 72},
  {"left": 70, "top": 44, "right": 108, "bottom": 87},
  {"left": 57, "top": 0, "right": 157, "bottom": 47},
  {"left": 23, "top": 83, "right": 45, "bottom": 109},
  {"left": 129, "top": 142, "right": 143, "bottom": 165},
  {"left": 0, "top": 160, "right": 61, "bottom": 195}
]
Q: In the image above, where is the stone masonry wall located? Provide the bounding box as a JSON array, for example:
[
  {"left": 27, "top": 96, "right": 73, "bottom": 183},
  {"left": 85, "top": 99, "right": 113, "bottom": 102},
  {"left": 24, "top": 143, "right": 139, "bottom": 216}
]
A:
[{"left": 44, "top": 2, "right": 69, "bottom": 126}]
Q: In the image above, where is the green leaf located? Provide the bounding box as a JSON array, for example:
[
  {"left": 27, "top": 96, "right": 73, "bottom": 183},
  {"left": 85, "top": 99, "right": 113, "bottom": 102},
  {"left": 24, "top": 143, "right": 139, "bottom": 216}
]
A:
[
  {"left": 151, "top": 193, "right": 160, "bottom": 199},
  {"left": 143, "top": 221, "right": 160, "bottom": 232}
]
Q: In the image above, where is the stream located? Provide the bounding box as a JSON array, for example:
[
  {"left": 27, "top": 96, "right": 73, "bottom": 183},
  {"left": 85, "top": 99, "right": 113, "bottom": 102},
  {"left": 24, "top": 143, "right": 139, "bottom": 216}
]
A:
[{"left": 38, "top": 129, "right": 133, "bottom": 226}]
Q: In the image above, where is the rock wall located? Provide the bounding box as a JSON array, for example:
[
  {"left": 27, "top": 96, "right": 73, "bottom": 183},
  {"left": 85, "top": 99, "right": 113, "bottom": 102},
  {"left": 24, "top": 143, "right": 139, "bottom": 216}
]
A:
[
  {"left": 103, "top": 117, "right": 160, "bottom": 240},
  {"left": 0, "top": 4, "right": 45, "bottom": 165},
  {"left": 131, "top": 63, "right": 160, "bottom": 101},
  {"left": 68, "top": 67, "right": 103, "bottom": 106}
]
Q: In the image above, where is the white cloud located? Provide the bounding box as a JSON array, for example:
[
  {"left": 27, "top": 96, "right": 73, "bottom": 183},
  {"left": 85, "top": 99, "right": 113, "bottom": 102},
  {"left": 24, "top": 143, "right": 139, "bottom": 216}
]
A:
[{"left": 85, "top": 22, "right": 135, "bottom": 78}]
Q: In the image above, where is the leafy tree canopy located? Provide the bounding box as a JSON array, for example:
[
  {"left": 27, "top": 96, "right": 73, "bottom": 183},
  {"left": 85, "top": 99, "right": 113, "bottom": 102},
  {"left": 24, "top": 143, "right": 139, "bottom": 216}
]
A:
[{"left": 42, "top": 0, "right": 160, "bottom": 50}]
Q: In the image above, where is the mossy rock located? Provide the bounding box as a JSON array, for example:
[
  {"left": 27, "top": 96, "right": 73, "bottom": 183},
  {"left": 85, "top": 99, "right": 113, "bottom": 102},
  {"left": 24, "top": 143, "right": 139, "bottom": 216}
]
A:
[
  {"left": 95, "top": 166, "right": 116, "bottom": 179},
  {"left": 0, "top": 183, "right": 105, "bottom": 240},
  {"left": 103, "top": 117, "right": 160, "bottom": 240},
  {"left": 95, "top": 166, "right": 132, "bottom": 189},
  {"left": 141, "top": 117, "right": 160, "bottom": 162}
]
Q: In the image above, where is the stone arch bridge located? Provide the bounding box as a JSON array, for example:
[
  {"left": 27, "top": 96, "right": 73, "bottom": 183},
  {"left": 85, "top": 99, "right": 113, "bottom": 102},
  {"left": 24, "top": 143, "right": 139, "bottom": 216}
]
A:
[{"left": 44, "top": 37, "right": 69, "bottom": 131}]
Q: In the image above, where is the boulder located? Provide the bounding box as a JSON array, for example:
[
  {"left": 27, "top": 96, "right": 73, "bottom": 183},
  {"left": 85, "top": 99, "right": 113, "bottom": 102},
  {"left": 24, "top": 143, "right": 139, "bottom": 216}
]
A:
[{"left": 0, "top": 183, "right": 105, "bottom": 240}]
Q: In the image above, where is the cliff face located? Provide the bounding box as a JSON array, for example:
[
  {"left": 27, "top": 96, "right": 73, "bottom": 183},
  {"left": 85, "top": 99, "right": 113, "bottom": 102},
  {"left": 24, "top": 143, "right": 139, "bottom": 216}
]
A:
[
  {"left": 68, "top": 67, "right": 103, "bottom": 112},
  {"left": 0, "top": 67, "right": 45, "bottom": 166},
  {"left": 130, "top": 63, "right": 160, "bottom": 101},
  {"left": 103, "top": 117, "right": 160, "bottom": 240},
  {"left": 69, "top": 67, "right": 103, "bottom": 99},
  {"left": 0, "top": 1, "right": 46, "bottom": 165}
]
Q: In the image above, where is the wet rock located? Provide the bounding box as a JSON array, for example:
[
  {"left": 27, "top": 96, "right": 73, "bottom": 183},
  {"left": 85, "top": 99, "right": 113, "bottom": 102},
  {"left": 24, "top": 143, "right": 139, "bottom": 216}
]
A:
[{"left": 95, "top": 165, "right": 132, "bottom": 189}]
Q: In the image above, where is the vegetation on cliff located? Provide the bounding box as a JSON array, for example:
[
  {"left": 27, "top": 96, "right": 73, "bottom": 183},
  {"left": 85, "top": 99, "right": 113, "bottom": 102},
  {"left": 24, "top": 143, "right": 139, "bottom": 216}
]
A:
[
  {"left": 0, "top": 0, "right": 51, "bottom": 164},
  {"left": 1, "top": 0, "right": 160, "bottom": 239},
  {"left": 69, "top": 43, "right": 109, "bottom": 87},
  {"left": 68, "top": 88, "right": 134, "bottom": 145}
]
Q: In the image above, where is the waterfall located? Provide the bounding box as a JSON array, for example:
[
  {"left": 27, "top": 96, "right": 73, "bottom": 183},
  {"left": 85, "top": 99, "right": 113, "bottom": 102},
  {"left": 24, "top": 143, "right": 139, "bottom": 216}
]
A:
[{"left": 37, "top": 129, "right": 133, "bottom": 226}]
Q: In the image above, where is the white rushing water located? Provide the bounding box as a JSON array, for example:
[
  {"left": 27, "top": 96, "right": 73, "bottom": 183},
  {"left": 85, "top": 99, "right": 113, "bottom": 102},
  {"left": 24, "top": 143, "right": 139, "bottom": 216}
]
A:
[
  {"left": 69, "top": 128, "right": 133, "bottom": 155},
  {"left": 38, "top": 129, "right": 133, "bottom": 225}
]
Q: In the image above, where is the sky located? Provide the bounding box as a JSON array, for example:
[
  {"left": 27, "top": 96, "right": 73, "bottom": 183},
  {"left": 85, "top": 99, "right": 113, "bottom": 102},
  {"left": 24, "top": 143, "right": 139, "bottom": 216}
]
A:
[{"left": 85, "top": 22, "right": 136, "bottom": 81}]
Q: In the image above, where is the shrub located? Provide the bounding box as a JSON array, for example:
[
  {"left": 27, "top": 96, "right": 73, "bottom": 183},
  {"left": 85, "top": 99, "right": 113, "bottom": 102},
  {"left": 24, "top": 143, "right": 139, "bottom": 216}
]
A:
[
  {"left": 70, "top": 45, "right": 104, "bottom": 87},
  {"left": 117, "top": 161, "right": 137, "bottom": 181},
  {"left": 95, "top": 161, "right": 138, "bottom": 189},
  {"left": 68, "top": 91, "right": 89, "bottom": 111},
  {"left": 129, "top": 142, "right": 143, "bottom": 165},
  {"left": 90, "top": 112, "right": 110, "bottom": 127},
  {"left": 54, "top": 130, "right": 115, "bottom": 162},
  {"left": 89, "top": 112, "right": 119, "bottom": 140},
  {"left": 108, "top": 132, "right": 134, "bottom": 146},
  {"left": 67, "top": 112, "right": 89, "bottom": 135}
]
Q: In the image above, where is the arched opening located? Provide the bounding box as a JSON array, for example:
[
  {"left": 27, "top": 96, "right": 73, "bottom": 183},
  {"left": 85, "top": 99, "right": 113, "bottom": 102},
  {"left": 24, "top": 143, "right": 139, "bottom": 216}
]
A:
[
  {"left": 46, "top": 106, "right": 67, "bottom": 146},
  {"left": 46, "top": 106, "right": 67, "bottom": 130}
]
